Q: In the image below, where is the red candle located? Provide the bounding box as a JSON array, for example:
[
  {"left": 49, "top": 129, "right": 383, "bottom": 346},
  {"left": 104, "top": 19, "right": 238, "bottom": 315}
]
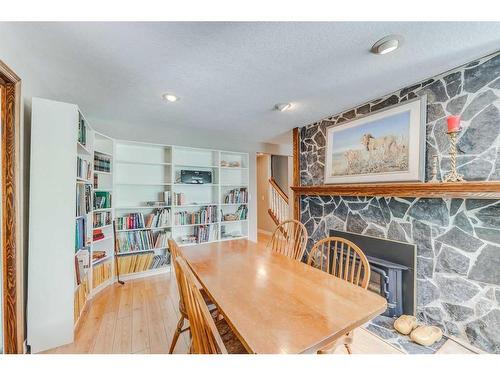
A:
[{"left": 447, "top": 115, "right": 461, "bottom": 133}]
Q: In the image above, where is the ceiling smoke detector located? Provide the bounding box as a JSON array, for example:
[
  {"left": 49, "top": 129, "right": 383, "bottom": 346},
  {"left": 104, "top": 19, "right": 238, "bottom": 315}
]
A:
[
  {"left": 274, "top": 103, "right": 292, "bottom": 112},
  {"left": 371, "top": 35, "right": 402, "bottom": 55}
]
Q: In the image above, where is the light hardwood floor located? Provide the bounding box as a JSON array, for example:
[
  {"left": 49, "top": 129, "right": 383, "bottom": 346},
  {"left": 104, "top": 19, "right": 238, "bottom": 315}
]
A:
[
  {"left": 43, "top": 271, "right": 403, "bottom": 354},
  {"left": 41, "top": 233, "right": 472, "bottom": 354},
  {"left": 44, "top": 273, "right": 189, "bottom": 354}
]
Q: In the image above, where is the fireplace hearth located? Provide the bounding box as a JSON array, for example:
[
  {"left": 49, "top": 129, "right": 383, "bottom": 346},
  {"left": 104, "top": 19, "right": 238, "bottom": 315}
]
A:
[{"left": 330, "top": 230, "right": 416, "bottom": 317}]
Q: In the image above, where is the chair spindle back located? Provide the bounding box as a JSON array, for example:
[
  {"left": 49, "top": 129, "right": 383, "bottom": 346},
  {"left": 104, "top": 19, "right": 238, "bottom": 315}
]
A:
[
  {"left": 175, "top": 257, "right": 227, "bottom": 354},
  {"left": 307, "top": 236, "right": 371, "bottom": 289},
  {"left": 268, "top": 219, "right": 308, "bottom": 261}
]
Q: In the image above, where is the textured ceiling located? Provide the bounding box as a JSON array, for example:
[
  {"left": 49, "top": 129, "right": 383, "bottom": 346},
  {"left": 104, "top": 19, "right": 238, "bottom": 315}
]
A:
[{"left": 1, "top": 22, "right": 499, "bottom": 144}]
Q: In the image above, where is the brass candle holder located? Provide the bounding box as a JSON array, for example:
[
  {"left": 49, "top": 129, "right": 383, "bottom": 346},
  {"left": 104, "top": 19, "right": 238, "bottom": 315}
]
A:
[{"left": 443, "top": 129, "right": 465, "bottom": 183}]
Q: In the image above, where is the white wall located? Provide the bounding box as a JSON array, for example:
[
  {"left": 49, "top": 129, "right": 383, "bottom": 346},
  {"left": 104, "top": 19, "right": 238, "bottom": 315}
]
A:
[{"left": 256, "top": 154, "right": 276, "bottom": 234}]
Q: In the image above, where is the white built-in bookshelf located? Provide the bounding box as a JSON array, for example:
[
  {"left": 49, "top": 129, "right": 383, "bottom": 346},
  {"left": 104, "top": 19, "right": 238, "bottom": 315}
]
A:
[
  {"left": 114, "top": 142, "right": 249, "bottom": 252},
  {"left": 27, "top": 98, "right": 250, "bottom": 353}
]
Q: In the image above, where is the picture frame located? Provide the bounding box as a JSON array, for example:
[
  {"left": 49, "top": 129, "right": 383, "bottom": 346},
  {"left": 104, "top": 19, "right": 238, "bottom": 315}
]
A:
[{"left": 324, "top": 96, "right": 427, "bottom": 184}]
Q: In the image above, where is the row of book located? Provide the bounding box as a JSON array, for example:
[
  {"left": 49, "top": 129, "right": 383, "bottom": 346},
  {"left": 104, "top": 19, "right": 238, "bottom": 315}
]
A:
[
  {"left": 94, "top": 191, "right": 112, "bottom": 209},
  {"left": 76, "top": 184, "right": 92, "bottom": 217},
  {"left": 224, "top": 188, "right": 248, "bottom": 204},
  {"left": 92, "top": 250, "right": 107, "bottom": 263},
  {"left": 92, "top": 260, "right": 112, "bottom": 289},
  {"left": 93, "top": 210, "right": 112, "bottom": 228},
  {"left": 173, "top": 192, "right": 186, "bottom": 206},
  {"left": 75, "top": 217, "right": 88, "bottom": 251},
  {"left": 94, "top": 151, "right": 111, "bottom": 173},
  {"left": 78, "top": 114, "right": 87, "bottom": 146},
  {"left": 116, "top": 230, "right": 169, "bottom": 252},
  {"left": 174, "top": 205, "right": 218, "bottom": 225},
  {"left": 193, "top": 225, "right": 218, "bottom": 244},
  {"left": 75, "top": 248, "right": 89, "bottom": 284},
  {"left": 222, "top": 204, "right": 248, "bottom": 221},
  {"left": 77, "top": 156, "right": 92, "bottom": 180},
  {"left": 116, "top": 208, "right": 171, "bottom": 230},
  {"left": 115, "top": 253, "right": 172, "bottom": 275},
  {"left": 162, "top": 191, "right": 172, "bottom": 206},
  {"left": 74, "top": 276, "right": 89, "bottom": 323},
  {"left": 93, "top": 229, "right": 105, "bottom": 242},
  {"left": 150, "top": 254, "right": 170, "bottom": 269}
]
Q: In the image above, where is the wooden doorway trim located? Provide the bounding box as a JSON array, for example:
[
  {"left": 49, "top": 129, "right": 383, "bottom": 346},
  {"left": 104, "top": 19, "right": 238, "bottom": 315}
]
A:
[
  {"left": 0, "top": 60, "right": 23, "bottom": 354},
  {"left": 292, "top": 127, "right": 300, "bottom": 221}
]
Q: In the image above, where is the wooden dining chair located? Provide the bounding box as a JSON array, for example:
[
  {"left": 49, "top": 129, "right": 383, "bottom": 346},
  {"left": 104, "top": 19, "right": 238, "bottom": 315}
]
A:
[
  {"left": 306, "top": 236, "right": 371, "bottom": 354},
  {"left": 167, "top": 239, "right": 217, "bottom": 354},
  {"left": 267, "top": 219, "right": 308, "bottom": 261},
  {"left": 175, "top": 257, "right": 248, "bottom": 354}
]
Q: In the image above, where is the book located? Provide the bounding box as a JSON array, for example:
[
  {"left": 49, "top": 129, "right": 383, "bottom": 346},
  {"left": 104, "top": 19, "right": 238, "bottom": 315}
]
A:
[
  {"left": 93, "top": 210, "right": 112, "bottom": 227},
  {"left": 76, "top": 183, "right": 92, "bottom": 217},
  {"left": 75, "top": 217, "right": 87, "bottom": 251},
  {"left": 77, "top": 156, "right": 92, "bottom": 180},
  {"left": 94, "top": 151, "right": 111, "bottom": 173},
  {"left": 224, "top": 188, "right": 248, "bottom": 204},
  {"left": 174, "top": 205, "right": 217, "bottom": 225},
  {"left": 116, "top": 229, "right": 170, "bottom": 252},
  {"left": 92, "top": 260, "right": 112, "bottom": 288},
  {"left": 94, "top": 191, "right": 112, "bottom": 209},
  {"left": 78, "top": 113, "right": 87, "bottom": 146},
  {"left": 116, "top": 208, "right": 171, "bottom": 230}
]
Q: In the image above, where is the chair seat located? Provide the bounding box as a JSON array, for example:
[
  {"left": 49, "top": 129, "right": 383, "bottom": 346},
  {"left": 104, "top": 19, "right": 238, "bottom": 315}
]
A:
[{"left": 214, "top": 318, "right": 248, "bottom": 354}]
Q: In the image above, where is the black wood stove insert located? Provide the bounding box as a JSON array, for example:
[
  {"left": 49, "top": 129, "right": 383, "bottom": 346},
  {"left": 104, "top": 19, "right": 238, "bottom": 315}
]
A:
[{"left": 329, "top": 230, "right": 416, "bottom": 317}]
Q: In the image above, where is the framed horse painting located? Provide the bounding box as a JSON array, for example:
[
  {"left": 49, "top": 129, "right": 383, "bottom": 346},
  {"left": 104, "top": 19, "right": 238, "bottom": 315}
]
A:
[{"left": 324, "top": 96, "right": 427, "bottom": 184}]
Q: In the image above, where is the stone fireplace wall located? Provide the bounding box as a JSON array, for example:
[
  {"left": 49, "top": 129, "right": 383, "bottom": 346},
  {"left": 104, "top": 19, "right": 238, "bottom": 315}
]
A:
[{"left": 298, "top": 52, "right": 500, "bottom": 353}]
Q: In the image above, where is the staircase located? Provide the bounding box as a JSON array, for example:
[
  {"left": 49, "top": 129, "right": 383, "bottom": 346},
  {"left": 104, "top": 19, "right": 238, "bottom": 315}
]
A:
[{"left": 268, "top": 177, "right": 290, "bottom": 225}]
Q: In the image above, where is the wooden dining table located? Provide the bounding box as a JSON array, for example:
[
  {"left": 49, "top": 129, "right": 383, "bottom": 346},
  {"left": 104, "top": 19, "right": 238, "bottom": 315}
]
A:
[{"left": 180, "top": 239, "right": 387, "bottom": 354}]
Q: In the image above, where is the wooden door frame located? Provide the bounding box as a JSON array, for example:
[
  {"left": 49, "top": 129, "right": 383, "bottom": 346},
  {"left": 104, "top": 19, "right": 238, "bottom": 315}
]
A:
[
  {"left": 0, "top": 60, "right": 23, "bottom": 354},
  {"left": 292, "top": 127, "right": 300, "bottom": 221}
]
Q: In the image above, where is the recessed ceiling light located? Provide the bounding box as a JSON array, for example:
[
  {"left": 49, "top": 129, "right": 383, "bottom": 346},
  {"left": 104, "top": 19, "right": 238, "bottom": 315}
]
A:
[
  {"left": 371, "top": 35, "right": 402, "bottom": 55},
  {"left": 162, "top": 93, "right": 179, "bottom": 102},
  {"left": 274, "top": 103, "right": 292, "bottom": 112}
]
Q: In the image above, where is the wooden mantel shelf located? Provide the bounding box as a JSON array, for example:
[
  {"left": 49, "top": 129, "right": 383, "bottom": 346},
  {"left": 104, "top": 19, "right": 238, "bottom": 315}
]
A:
[{"left": 291, "top": 181, "right": 500, "bottom": 199}]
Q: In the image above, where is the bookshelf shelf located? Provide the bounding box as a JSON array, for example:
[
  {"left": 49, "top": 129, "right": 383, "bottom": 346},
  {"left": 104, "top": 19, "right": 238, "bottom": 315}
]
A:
[
  {"left": 95, "top": 150, "right": 112, "bottom": 158},
  {"left": 93, "top": 224, "right": 112, "bottom": 230},
  {"left": 117, "top": 160, "right": 171, "bottom": 166},
  {"left": 174, "top": 163, "right": 219, "bottom": 168},
  {"left": 94, "top": 208, "right": 112, "bottom": 212},
  {"left": 92, "top": 237, "right": 112, "bottom": 245},
  {"left": 115, "top": 182, "right": 172, "bottom": 186},
  {"left": 174, "top": 203, "right": 218, "bottom": 208},
  {"left": 116, "top": 247, "right": 167, "bottom": 256},
  {"left": 115, "top": 205, "right": 171, "bottom": 210},
  {"left": 77, "top": 141, "right": 91, "bottom": 155},
  {"left": 221, "top": 219, "right": 248, "bottom": 224},
  {"left": 116, "top": 226, "right": 171, "bottom": 232},
  {"left": 92, "top": 255, "right": 112, "bottom": 266},
  {"left": 173, "top": 183, "right": 219, "bottom": 187},
  {"left": 173, "top": 222, "right": 218, "bottom": 228},
  {"left": 76, "top": 177, "right": 92, "bottom": 184}
]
